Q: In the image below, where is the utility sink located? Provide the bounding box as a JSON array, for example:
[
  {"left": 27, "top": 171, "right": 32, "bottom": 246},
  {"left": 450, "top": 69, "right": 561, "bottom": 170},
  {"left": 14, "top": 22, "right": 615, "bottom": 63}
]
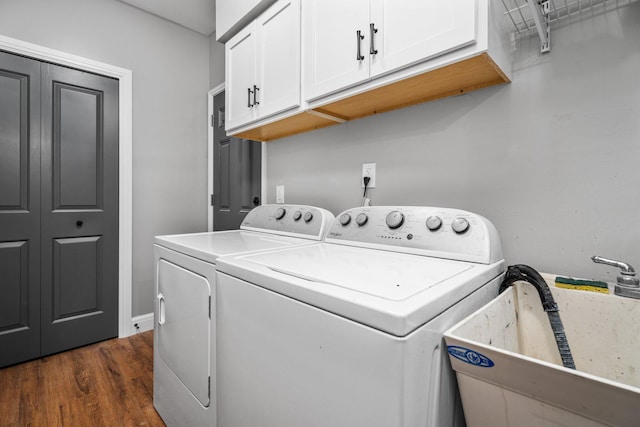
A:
[{"left": 444, "top": 274, "right": 640, "bottom": 427}]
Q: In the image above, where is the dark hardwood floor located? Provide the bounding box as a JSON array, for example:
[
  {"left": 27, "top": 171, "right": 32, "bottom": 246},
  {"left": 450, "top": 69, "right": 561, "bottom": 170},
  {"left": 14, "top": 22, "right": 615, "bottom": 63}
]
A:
[{"left": 0, "top": 331, "right": 165, "bottom": 427}]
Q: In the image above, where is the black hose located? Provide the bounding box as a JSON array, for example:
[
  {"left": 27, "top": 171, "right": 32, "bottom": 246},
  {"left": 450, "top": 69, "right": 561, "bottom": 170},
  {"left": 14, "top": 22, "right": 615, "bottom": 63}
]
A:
[{"left": 499, "top": 264, "right": 576, "bottom": 370}]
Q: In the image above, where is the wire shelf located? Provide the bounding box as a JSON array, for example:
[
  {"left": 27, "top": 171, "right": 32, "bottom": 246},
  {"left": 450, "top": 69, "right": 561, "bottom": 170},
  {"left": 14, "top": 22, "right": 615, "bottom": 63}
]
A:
[{"left": 502, "top": 0, "right": 638, "bottom": 35}]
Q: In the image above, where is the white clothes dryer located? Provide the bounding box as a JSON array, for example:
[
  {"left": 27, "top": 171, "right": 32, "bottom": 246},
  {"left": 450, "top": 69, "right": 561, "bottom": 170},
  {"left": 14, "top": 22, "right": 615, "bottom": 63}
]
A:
[
  {"left": 152, "top": 204, "right": 334, "bottom": 427},
  {"left": 215, "top": 206, "right": 506, "bottom": 427}
]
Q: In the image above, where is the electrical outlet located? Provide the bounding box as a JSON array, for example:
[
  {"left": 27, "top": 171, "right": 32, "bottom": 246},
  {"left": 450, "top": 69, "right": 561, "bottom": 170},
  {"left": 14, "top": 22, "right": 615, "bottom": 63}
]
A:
[
  {"left": 362, "top": 163, "right": 376, "bottom": 188},
  {"left": 276, "top": 185, "right": 285, "bottom": 203}
]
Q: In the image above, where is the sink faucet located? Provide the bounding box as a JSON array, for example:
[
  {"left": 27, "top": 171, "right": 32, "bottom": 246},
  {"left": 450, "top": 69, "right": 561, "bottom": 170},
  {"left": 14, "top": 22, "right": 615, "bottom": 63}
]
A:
[{"left": 592, "top": 256, "right": 640, "bottom": 299}]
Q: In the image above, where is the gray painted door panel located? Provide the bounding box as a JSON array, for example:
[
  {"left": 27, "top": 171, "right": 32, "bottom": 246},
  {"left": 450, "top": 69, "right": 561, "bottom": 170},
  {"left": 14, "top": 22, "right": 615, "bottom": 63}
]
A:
[
  {"left": 213, "top": 91, "right": 261, "bottom": 231},
  {"left": 40, "top": 63, "right": 119, "bottom": 356},
  {"left": 0, "top": 51, "right": 41, "bottom": 367},
  {"left": 0, "top": 52, "right": 119, "bottom": 367}
]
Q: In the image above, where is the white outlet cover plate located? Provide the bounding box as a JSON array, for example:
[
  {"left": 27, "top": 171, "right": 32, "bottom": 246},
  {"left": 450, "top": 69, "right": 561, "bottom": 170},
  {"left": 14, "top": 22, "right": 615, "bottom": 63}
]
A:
[
  {"left": 276, "top": 185, "right": 285, "bottom": 203},
  {"left": 362, "top": 163, "right": 376, "bottom": 188}
]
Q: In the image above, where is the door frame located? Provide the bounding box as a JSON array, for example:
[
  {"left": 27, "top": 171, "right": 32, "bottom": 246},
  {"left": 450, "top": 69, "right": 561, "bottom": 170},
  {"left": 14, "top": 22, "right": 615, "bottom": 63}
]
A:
[
  {"left": 207, "top": 85, "right": 267, "bottom": 232},
  {"left": 0, "top": 35, "right": 134, "bottom": 338}
]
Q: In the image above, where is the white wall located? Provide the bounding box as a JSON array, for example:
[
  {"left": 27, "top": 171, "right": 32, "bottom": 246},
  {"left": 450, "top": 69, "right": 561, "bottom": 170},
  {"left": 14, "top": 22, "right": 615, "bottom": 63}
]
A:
[
  {"left": 210, "top": 33, "right": 225, "bottom": 88},
  {"left": 266, "top": 3, "right": 640, "bottom": 283},
  {"left": 215, "top": 0, "right": 275, "bottom": 42},
  {"left": 0, "top": 0, "right": 210, "bottom": 316}
]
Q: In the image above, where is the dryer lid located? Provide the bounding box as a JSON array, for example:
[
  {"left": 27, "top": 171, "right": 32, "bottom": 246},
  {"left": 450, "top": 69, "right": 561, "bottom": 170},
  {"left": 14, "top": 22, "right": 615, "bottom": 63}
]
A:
[{"left": 154, "top": 230, "right": 309, "bottom": 264}]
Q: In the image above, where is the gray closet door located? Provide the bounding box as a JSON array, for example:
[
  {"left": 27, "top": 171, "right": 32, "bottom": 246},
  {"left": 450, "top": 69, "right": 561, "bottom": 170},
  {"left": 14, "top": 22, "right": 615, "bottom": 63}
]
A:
[
  {"left": 213, "top": 91, "right": 261, "bottom": 231},
  {"left": 0, "top": 51, "right": 42, "bottom": 367},
  {"left": 39, "top": 63, "right": 119, "bottom": 356}
]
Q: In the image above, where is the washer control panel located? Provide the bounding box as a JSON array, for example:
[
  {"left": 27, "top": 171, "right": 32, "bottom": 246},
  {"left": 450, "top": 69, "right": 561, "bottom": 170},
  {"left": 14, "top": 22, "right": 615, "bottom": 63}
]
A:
[
  {"left": 326, "top": 206, "right": 502, "bottom": 264},
  {"left": 241, "top": 204, "right": 335, "bottom": 240}
]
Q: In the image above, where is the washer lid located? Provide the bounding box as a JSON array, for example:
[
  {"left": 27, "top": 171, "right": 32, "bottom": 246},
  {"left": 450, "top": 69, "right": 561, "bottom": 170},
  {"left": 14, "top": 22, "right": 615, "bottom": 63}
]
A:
[
  {"left": 154, "top": 230, "right": 310, "bottom": 264},
  {"left": 250, "top": 244, "right": 472, "bottom": 301},
  {"left": 216, "top": 243, "right": 505, "bottom": 336}
]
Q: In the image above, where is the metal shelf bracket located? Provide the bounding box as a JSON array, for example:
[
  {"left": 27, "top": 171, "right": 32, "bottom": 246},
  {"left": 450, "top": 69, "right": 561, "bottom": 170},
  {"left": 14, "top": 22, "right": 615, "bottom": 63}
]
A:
[
  {"left": 527, "top": 0, "right": 551, "bottom": 52},
  {"left": 503, "top": 0, "right": 637, "bottom": 54}
]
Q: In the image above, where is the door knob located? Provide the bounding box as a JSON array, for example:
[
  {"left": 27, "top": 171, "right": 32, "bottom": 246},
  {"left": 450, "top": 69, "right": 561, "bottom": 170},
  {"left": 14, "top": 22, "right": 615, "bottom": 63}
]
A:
[
  {"left": 253, "top": 196, "right": 260, "bottom": 206},
  {"left": 76, "top": 220, "right": 83, "bottom": 228}
]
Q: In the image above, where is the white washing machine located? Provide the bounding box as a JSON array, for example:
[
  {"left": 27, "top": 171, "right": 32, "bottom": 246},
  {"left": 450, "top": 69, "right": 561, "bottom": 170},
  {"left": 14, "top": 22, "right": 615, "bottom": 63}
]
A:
[
  {"left": 153, "top": 204, "right": 334, "bottom": 427},
  {"left": 215, "top": 206, "right": 506, "bottom": 427}
]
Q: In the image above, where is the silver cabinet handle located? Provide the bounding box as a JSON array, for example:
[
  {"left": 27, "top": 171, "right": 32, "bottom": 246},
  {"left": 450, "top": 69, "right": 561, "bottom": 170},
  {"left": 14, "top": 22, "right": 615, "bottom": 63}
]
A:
[
  {"left": 253, "top": 85, "right": 260, "bottom": 105},
  {"left": 247, "top": 87, "right": 254, "bottom": 108},
  {"left": 369, "top": 23, "right": 378, "bottom": 55},
  {"left": 356, "top": 30, "right": 365, "bottom": 61}
]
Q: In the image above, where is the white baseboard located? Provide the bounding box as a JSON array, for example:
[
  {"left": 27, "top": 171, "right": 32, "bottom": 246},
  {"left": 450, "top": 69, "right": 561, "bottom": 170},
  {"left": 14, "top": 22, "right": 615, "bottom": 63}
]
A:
[{"left": 131, "top": 312, "right": 154, "bottom": 334}]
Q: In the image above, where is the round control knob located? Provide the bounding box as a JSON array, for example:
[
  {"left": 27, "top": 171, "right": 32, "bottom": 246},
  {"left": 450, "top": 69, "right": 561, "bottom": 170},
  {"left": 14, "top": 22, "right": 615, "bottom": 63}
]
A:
[
  {"left": 385, "top": 211, "right": 405, "bottom": 229},
  {"left": 426, "top": 216, "right": 442, "bottom": 231},
  {"left": 293, "top": 211, "right": 302, "bottom": 221},
  {"left": 339, "top": 213, "right": 351, "bottom": 226},
  {"left": 452, "top": 217, "right": 470, "bottom": 234},
  {"left": 303, "top": 212, "right": 313, "bottom": 222},
  {"left": 274, "top": 207, "right": 286, "bottom": 220},
  {"left": 355, "top": 213, "right": 368, "bottom": 226}
]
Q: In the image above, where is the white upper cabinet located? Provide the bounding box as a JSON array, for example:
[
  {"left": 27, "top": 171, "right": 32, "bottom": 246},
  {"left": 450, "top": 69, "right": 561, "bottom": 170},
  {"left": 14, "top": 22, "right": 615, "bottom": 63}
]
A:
[
  {"left": 226, "top": 24, "right": 257, "bottom": 129},
  {"left": 303, "top": 0, "right": 370, "bottom": 102},
  {"left": 304, "top": 0, "right": 478, "bottom": 101},
  {"left": 369, "top": 1, "right": 476, "bottom": 77},
  {"left": 255, "top": 0, "right": 301, "bottom": 120},
  {"left": 225, "top": 0, "right": 511, "bottom": 142},
  {"left": 226, "top": 0, "right": 301, "bottom": 131}
]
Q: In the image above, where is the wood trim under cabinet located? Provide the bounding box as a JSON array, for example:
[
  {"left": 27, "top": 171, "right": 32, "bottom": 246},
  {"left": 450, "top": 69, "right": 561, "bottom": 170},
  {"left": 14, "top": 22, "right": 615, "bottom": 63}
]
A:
[
  {"left": 316, "top": 53, "right": 509, "bottom": 121},
  {"left": 230, "top": 52, "right": 510, "bottom": 142},
  {"left": 232, "top": 110, "right": 339, "bottom": 141}
]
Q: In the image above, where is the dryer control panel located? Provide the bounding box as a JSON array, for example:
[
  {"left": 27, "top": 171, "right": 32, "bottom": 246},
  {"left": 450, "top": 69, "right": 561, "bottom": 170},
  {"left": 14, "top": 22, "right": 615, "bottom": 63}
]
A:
[
  {"left": 326, "top": 206, "right": 503, "bottom": 264},
  {"left": 241, "top": 204, "right": 335, "bottom": 240}
]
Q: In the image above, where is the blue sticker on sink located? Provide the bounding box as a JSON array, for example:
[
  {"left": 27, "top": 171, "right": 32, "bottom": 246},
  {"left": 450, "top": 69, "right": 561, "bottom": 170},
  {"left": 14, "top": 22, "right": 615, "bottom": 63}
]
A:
[{"left": 447, "top": 346, "right": 494, "bottom": 368}]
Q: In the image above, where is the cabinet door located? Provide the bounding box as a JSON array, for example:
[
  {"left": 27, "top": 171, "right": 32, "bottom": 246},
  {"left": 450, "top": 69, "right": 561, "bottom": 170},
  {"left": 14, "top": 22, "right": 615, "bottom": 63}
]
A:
[
  {"left": 370, "top": 0, "right": 477, "bottom": 78},
  {"left": 226, "top": 23, "right": 257, "bottom": 130},
  {"left": 303, "top": 0, "right": 370, "bottom": 101},
  {"left": 255, "top": 0, "right": 300, "bottom": 119}
]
